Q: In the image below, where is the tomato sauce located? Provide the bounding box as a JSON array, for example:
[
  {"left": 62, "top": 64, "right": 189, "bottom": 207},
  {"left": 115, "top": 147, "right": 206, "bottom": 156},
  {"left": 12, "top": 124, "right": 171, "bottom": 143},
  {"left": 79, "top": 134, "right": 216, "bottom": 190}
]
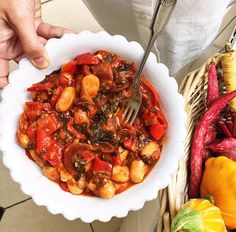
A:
[{"left": 17, "top": 50, "right": 167, "bottom": 199}]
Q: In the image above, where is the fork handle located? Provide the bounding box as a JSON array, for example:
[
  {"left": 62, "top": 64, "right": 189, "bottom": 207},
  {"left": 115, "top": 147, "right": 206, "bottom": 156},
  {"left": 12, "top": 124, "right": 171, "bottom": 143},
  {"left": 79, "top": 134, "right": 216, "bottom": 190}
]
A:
[{"left": 134, "top": 0, "right": 177, "bottom": 88}]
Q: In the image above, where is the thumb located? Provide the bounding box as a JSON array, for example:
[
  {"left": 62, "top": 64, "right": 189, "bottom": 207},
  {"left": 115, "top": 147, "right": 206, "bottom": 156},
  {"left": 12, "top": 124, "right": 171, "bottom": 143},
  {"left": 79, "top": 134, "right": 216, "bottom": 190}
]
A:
[
  {"left": 0, "top": 59, "right": 9, "bottom": 89},
  {"left": 9, "top": 14, "right": 50, "bottom": 69}
]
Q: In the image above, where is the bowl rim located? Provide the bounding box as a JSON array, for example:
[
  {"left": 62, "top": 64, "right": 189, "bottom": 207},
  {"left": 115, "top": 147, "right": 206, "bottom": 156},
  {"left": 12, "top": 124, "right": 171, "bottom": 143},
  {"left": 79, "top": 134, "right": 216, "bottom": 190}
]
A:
[{"left": 0, "top": 31, "right": 187, "bottom": 222}]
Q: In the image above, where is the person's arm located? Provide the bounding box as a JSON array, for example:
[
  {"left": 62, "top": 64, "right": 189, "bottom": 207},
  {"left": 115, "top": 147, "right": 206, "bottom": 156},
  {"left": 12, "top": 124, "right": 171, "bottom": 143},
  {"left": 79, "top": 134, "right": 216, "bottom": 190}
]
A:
[{"left": 0, "top": 0, "right": 73, "bottom": 88}]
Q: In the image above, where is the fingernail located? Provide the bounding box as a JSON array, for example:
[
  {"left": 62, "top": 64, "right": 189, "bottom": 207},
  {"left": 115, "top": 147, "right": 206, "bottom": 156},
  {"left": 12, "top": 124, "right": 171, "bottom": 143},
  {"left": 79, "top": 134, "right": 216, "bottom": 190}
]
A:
[{"left": 31, "top": 52, "right": 50, "bottom": 69}]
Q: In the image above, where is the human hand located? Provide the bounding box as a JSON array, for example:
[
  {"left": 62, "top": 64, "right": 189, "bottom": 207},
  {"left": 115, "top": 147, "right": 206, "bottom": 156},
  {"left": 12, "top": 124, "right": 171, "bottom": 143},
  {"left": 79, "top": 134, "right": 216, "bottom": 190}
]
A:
[{"left": 0, "top": 0, "right": 73, "bottom": 88}]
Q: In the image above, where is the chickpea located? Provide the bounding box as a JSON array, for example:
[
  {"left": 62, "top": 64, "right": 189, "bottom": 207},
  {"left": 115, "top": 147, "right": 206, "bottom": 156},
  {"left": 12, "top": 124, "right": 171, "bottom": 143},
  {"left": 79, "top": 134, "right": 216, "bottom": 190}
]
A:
[
  {"left": 43, "top": 166, "right": 60, "bottom": 182},
  {"left": 141, "top": 141, "right": 160, "bottom": 159},
  {"left": 130, "top": 160, "right": 147, "bottom": 183},
  {"left": 58, "top": 164, "right": 73, "bottom": 182},
  {"left": 111, "top": 165, "right": 129, "bottom": 183},
  {"left": 17, "top": 131, "right": 29, "bottom": 148},
  {"left": 118, "top": 146, "right": 129, "bottom": 162},
  {"left": 88, "top": 180, "right": 97, "bottom": 192},
  {"left": 56, "top": 87, "right": 76, "bottom": 112},
  {"left": 98, "top": 180, "right": 115, "bottom": 199},
  {"left": 74, "top": 109, "right": 89, "bottom": 124},
  {"left": 81, "top": 74, "right": 100, "bottom": 97},
  {"left": 67, "top": 177, "right": 85, "bottom": 195},
  {"left": 29, "top": 150, "right": 44, "bottom": 167}
]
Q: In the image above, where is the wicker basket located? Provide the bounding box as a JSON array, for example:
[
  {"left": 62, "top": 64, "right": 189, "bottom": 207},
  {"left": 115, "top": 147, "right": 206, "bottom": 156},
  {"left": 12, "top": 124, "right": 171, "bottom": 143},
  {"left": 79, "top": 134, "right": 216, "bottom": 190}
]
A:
[{"left": 156, "top": 58, "right": 215, "bottom": 232}]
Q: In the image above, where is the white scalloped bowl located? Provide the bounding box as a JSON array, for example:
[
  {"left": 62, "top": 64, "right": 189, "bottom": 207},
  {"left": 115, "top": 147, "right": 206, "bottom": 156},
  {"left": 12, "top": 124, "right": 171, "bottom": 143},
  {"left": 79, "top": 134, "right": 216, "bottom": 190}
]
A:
[{"left": 0, "top": 31, "right": 186, "bottom": 222}]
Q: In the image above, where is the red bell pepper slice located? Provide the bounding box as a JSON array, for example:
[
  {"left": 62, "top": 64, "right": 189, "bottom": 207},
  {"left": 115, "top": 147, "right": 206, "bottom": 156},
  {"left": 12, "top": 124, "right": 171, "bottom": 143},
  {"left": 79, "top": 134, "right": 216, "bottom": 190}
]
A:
[
  {"left": 27, "top": 82, "right": 53, "bottom": 92},
  {"left": 61, "top": 61, "right": 77, "bottom": 75},
  {"left": 67, "top": 119, "right": 87, "bottom": 140},
  {"left": 149, "top": 109, "right": 167, "bottom": 141},
  {"left": 25, "top": 102, "right": 51, "bottom": 121},
  {"left": 115, "top": 182, "right": 128, "bottom": 194},
  {"left": 76, "top": 53, "right": 100, "bottom": 65},
  {"left": 80, "top": 150, "right": 95, "bottom": 163},
  {"left": 142, "top": 109, "right": 158, "bottom": 126},
  {"left": 123, "top": 138, "right": 137, "bottom": 152},
  {"left": 60, "top": 182, "right": 69, "bottom": 192},
  {"left": 141, "top": 78, "right": 159, "bottom": 106},
  {"left": 112, "top": 154, "right": 121, "bottom": 166},
  {"left": 26, "top": 122, "right": 37, "bottom": 141},
  {"left": 150, "top": 120, "right": 166, "bottom": 141},
  {"left": 44, "top": 141, "right": 62, "bottom": 168},
  {"left": 96, "top": 50, "right": 111, "bottom": 57},
  {"left": 82, "top": 65, "right": 91, "bottom": 75},
  {"left": 50, "top": 86, "right": 63, "bottom": 108},
  {"left": 36, "top": 128, "right": 53, "bottom": 154},
  {"left": 112, "top": 55, "right": 123, "bottom": 68},
  {"left": 25, "top": 102, "right": 51, "bottom": 111},
  {"left": 26, "top": 110, "right": 40, "bottom": 121},
  {"left": 37, "top": 113, "right": 61, "bottom": 135},
  {"left": 59, "top": 73, "right": 74, "bottom": 87},
  {"left": 156, "top": 110, "right": 168, "bottom": 129},
  {"left": 91, "top": 157, "right": 112, "bottom": 173}
]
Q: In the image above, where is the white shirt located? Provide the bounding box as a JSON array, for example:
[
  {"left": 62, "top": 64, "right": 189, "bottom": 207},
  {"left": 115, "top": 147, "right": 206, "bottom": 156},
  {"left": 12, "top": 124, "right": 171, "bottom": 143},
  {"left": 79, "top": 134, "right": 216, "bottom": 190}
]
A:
[{"left": 83, "top": 0, "right": 235, "bottom": 75}]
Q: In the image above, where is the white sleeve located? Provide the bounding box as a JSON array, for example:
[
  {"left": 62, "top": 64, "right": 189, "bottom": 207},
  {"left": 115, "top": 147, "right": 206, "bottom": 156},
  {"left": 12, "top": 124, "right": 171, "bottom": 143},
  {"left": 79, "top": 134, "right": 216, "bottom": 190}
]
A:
[
  {"left": 157, "top": 0, "right": 233, "bottom": 74},
  {"left": 83, "top": 0, "right": 233, "bottom": 75}
]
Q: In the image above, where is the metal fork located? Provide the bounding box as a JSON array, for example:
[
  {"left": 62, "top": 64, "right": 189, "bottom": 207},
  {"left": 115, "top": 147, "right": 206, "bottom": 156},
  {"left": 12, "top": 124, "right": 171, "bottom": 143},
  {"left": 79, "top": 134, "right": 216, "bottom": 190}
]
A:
[{"left": 123, "top": 0, "right": 177, "bottom": 124}]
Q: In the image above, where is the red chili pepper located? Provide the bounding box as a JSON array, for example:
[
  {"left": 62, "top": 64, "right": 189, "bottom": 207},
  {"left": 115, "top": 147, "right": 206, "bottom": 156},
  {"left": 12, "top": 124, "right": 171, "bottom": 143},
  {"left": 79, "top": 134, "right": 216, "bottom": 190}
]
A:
[
  {"left": 189, "top": 90, "right": 236, "bottom": 198},
  {"left": 208, "top": 138, "right": 236, "bottom": 152},
  {"left": 76, "top": 53, "right": 100, "bottom": 65},
  {"left": 226, "top": 119, "right": 233, "bottom": 133},
  {"left": 141, "top": 78, "right": 159, "bottom": 106},
  {"left": 27, "top": 82, "right": 53, "bottom": 92},
  {"left": 59, "top": 73, "right": 74, "bottom": 87},
  {"left": 207, "top": 62, "right": 219, "bottom": 107},
  {"left": 36, "top": 128, "right": 53, "bottom": 154},
  {"left": 203, "top": 125, "right": 217, "bottom": 160},
  {"left": 204, "top": 126, "right": 217, "bottom": 145},
  {"left": 91, "top": 157, "right": 112, "bottom": 173},
  {"left": 67, "top": 119, "right": 87, "bottom": 140},
  {"left": 217, "top": 149, "right": 236, "bottom": 162},
  {"left": 61, "top": 61, "right": 77, "bottom": 75},
  {"left": 218, "top": 120, "right": 232, "bottom": 137},
  {"left": 44, "top": 141, "right": 62, "bottom": 168},
  {"left": 50, "top": 86, "right": 63, "bottom": 108}
]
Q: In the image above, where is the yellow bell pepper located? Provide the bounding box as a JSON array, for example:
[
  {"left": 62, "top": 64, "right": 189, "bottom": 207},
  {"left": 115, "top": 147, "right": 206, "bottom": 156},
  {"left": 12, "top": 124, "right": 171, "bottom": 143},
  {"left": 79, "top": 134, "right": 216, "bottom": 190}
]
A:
[
  {"left": 171, "top": 198, "right": 226, "bottom": 232},
  {"left": 201, "top": 156, "right": 236, "bottom": 229}
]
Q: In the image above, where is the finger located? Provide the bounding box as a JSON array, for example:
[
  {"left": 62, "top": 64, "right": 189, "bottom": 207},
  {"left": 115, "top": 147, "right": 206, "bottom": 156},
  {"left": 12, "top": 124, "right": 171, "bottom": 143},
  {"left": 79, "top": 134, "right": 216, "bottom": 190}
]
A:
[
  {"left": 0, "top": 59, "right": 9, "bottom": 89},
  {"left": 39, "top": 36, "right": 48, "bottom": 45},
  {"left": 14, "top": 36, "right": 47, "bottom": 63},
  {"left": 7, "top": 13, "right": 50, "bottom": 69},
  {"left": 37, "top": 22, "right": 74, "bottom": 39}
]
